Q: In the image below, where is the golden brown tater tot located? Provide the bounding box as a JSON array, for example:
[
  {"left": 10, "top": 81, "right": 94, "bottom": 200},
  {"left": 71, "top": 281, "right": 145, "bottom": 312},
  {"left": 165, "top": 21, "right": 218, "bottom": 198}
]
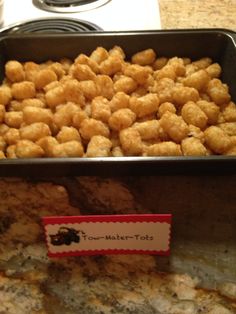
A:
[
  {"left": 12, "top": 81, "right": 36, "bottom": 100},
  {"left": 204, "top": 126, "right": 231, "bottom": 154},
  {"left": 15, "top": 140, "right": 44, "bottom": 158},
  {"left": 146, "top": 141, "right": 182, "bottom": 156},
  {"left": 86, "top": 135, "right": 112, "bottom": 157},
  {"left": 5, "top": 60, "right": 25, "bottom": 82},
  {"left": 119, "top": 127, "right": 143, "bottom": 156}
]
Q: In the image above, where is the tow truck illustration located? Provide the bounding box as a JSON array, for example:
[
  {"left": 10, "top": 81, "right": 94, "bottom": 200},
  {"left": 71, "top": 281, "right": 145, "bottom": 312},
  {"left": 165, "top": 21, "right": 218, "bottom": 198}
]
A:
[{"left": 50, "top": 227, "right": 85, "bottom": 246}]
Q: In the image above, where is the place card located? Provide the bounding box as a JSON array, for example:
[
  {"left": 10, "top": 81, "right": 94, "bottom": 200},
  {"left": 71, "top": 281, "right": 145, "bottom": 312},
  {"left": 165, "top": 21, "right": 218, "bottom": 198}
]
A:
[{"left": 43, "top": 214, "right": 172, "bottom": 257}]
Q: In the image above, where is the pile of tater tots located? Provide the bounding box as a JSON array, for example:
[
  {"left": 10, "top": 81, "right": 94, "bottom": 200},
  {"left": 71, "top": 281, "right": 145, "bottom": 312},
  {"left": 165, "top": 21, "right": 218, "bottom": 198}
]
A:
[{"left": 0, "top": 45, "right": 236, "bottom": 158}]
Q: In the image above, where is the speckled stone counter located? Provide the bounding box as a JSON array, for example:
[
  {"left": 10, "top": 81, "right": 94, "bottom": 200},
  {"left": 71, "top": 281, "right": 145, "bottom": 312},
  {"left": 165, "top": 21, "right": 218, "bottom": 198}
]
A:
[
  {"left": 0, "top": 176, "right": 236, "bottom": 313},
  {"left": 159, "top": 0, "right": 236, "bottom": 30}
]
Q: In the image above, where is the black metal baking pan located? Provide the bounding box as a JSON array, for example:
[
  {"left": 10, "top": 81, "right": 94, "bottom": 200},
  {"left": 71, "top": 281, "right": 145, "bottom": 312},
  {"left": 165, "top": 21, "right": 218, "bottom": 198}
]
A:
[{"left": 0, "top": 29, "right": 236, "bottom": 177}]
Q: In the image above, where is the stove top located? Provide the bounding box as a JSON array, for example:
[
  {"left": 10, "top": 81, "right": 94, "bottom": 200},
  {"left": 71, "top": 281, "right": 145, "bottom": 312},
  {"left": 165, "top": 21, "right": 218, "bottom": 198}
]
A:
[
  {"left": 1, "top": 17, "right": 102, "bottom": 34},
  {"left": 32, "top": 0, "right": 111, "bottom": 13},
  {"left": 2, "top": 0, "right": 161, "bottom": 32}
]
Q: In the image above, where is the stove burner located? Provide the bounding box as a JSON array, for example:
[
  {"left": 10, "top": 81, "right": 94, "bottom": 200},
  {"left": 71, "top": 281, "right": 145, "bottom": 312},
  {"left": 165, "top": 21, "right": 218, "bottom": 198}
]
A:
[
  {"left": 32, "top": 0, "right": 111, "bottom": 13},
  {"left": 1, "top": 18, "right": 102, "bottom": 34},
  {"left": 45, "top": 0, "right": 96, "bottom": 6}
]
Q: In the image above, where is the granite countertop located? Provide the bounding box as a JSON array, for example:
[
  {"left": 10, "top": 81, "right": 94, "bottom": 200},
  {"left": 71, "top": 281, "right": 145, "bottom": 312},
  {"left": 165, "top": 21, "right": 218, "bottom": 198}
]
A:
[{"left": 159, "top": 0, "right": 236, "bottom": 30}]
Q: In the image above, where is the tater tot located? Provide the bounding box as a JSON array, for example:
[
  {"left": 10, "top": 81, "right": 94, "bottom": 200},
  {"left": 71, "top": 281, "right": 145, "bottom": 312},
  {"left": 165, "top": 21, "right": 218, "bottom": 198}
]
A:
[
  {"left": 167, "top": 57, "right": 186, "bottom": 77},
  {"left": 109, "top": 46, "right": 125, "bottom": 60},
  {"left": 11, "top": 81, "right": 36, "bottom": 100},
  {"left": 4, "top": 128, "right": 20, "bottom": 145},
  {"left": 20, "top": 122, "right": 51, "bottom": 142},
  {"left": 207, "top": 79, "right": 231, "bottom": 106},
  {"left": 0, "top": 136, "right": 6, "bottom": 151},
  {"left": 133, "top": 120, "right": 167, "bottom": 141},
  {"left": 113, "top": 75, "right": 137, "bottom": 94},
  {"left": 0, "top": 124, "right": 9, "bottom": 136},
  {"left": 182, "top": 69, "right": 210, "bottom": 91},
  {"left": 91, "top": 96, "right": 111, "bottom": 123},
  {"left": 217, "top": 112, "right": 225, "bottom": 124},
  {"left": 204, "top": 126, "right": 232, "bottom": 154},
  {"left": 146, "top": 141, "right": 182, "bottom": 156},
  {"left": 23, "top": 61, "right": 40, "bottom": 82},
  {"left": 158, "top": 102, "right": 176, "bottom": 117},
  {"left": 6, "top": 145, "right": 17, "bottom": 158},
  {"left": 149, "top": 78, "right": 175, "bottom": 104},
  {"left": 192, "top": 57, "right": 212, "bottom": 69},
  {"left": 52, "top": 140, "right": 84, "bottom": 157},
  {"left": 129, "top": 93, "right": 159, "bottom": 118},
  {"left": 49, "top": 62, "right": 65, "bottom": 79},
  {"left": 172, "top": 86, "right": 199, "bottom": 107},
  {"left": 182, "top": 58, "right": 191, "bottom": 65},
  {"left": 4, "top": 111, "right": 23, "bottom": 128},
  {"left": 110, "top": 131, "right": 120, "bottom": 148},
  {"left": 185, "top": 64, "right": 198, "bottom": 77},
  {"left": 86, "top": 135, "right": 112, "bottom": 157},
  {"left": 15, "top": 140, "right": 44, "bottom": 158},
  {"left": 36, "top": 136, "right": 58, "bottom": 157},
  {"left": 160, "top": 112, "right": 189, "bottom": 143},
  {"left": 188, "top": 124, "right": 205, "bottom": 143},
  {"left": 23, "top": 106, "right": 53, "bottom": 126},
  {"left": 53, "top": 103, "right": 80, "bottom": 129},
  {"left": 99, "top": 56, "right": 123, "bottom": 76},
  {"left": 71, "top": 63, "right": 96, "bottom": 81},
  {"left": 5, "top": 60, "right": 25, "bottom": 82},
  {"left": 78, "top": 80, "right": 99, "bottom": 100},
  {"left": 181, "top": 137, "right": 207, "bottom": 156},
  {"left": 63, "top": 79, "right": 85, "bottom": 106},
  {"left": 152, "top": 57, "right": 168, "bottom": 70},
  {"left": 43, "top": 81, "right": 61, "bottom": 93},
  {"left": 0, "top": 85, "right": 12, "bottom": 106},
  {"left": 131, "top": 49, "right": 156, "bottom": 66},
  {"left": 222, "top": 102, "right": 236, "bottom": 122},
  {"left": 230, "top": 135, "right": 236, "bottom": 146},
  {"left": 96, "top": 75, "right": 114, "bottom": 100},
  {"left": 0, "top": 151, "right": 6, "bottom": 159},
  {"left": 124, "top": 64, "right": 150, "bottom": 85},
  {"left": 154, "top": 65, "right": 176, "bottom": 81},
  {"left": 72, "top": 110, "right": 88, "bottom": 129},
  {"left": 60, "top": 57, "right": 73, "bottom": 73},
  {"left": 119, "top": 127, "right": 143, "bottom": 155},
  {"left": 0, "top": 104, "right": 5, "bottom": 123},
  {"left": 206, "top": 63, "right": 222, "bottom": 78},
  {"left": 224, "top": 145, "right": 236, "bottom": 156},
  {"left": 74, "top": 53, "right": 99, "bottom": 74},
  {"left": 21, "top": 98, "right": 46, "bottom": 109},
  {"left": 131, "top": 86, "right": 148, "bottom": 98},
  {"left": 196, "top": 100, "right": 220, "bottom": 125},
  {"left": 112, "top": 146, "right": 124, "bottom": 157},
  {"left": 79, "top": 118, "right": 110, "bottom": 141},
  {"left": 56, "top": 126, "right": 81, "bottom": 143},
  {"left": 181, "top": 101, "right": 208, "bottom": 129},
  {"left": 84, "top": 103, "right": 92, "bottom": 117},
  {"left": 218, "top": 122, "right": 236, "bottom": 136},
  {"left": 34, "top": 69, "right": 57, "bottom": 90},
  {"left": 45, "top": 85, "right": 66, "bottom": 109},
  {"left": 109, "top": 92, "right": 130, "bottom": 112},
  {"left": 90, "top": 47, "right": 109, "bottom": 64},
  {"left": 108, "top": 108, "right": 136, "bottom": 131}
]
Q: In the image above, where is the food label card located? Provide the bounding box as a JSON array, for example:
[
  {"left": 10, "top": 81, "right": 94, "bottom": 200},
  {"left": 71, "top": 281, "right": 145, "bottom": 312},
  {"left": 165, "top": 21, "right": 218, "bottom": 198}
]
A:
[{"left": 43, "top": 214, "right": 172, "bottom": 257}]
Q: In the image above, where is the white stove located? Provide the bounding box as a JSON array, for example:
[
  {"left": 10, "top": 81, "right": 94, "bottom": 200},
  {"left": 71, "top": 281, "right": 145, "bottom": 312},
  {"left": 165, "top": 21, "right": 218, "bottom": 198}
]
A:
[{"left": 2, "top": 0, "right": 161, "bottom": 32}]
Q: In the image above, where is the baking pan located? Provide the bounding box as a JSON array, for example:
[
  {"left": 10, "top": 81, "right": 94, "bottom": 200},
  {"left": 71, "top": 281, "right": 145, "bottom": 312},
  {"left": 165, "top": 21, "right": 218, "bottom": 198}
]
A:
[{"left": 0, "top": 28, "right": 236, "bottom": 177}]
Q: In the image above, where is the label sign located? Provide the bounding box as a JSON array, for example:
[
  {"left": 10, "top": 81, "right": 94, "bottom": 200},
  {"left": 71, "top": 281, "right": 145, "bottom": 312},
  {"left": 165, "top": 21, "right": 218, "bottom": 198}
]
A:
[{"left": 43, "top": 214, "right": 172, "bottom": 257}]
